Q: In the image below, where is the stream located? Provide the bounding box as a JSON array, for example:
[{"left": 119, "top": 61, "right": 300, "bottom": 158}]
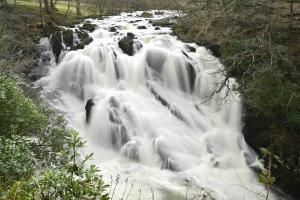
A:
[{"left": 35, "top": 10, "right": 277, "bottom": 200}]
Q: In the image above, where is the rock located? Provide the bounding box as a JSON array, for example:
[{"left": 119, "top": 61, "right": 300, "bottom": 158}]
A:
[
  {"left": 196, "top": 41, "right": 221, "bottom": 58},
  {"left": 140, "top": 11, "right": 153, "bottom": 18},
  {"left": 155, "top": 27, "right": 161, "bottom": 30},
  {"left": 73, "top": 29, "right": 93, "bottom": 50},
  {"left": 155, "top": 11, "right": 164, "bottom": 15},
  {"left": 80, "top": 23, "right": 97, "bottom": 32},
  {"left": 75, "top": 29, "right": 89, "bottom": 40},
  {"left": 186, "top": 45, "right": 196, "bottom": 52},
  {"left": 50, "top": 31, "right": 63, "bottom": 61},
  {"left": 150, "top": 18, "right": 176, "bottom": 27},
  {"left": 62, "top": 29, "right": 73, "bottom": 47},
  {"left": 187, "top": 62, "right": 196, "bottom": 91},
  {"left": 109, "top": 26, "right": 117, "bottom": 32},
  {"left": 162, "top": 158, "right": 181, "bottom": 171},
  {"left": 137, "top": 25, "right": 147, "bottom": 29},
  {"left": 118, "top": 32, "right": 135, "bottom": 56},
  {"left": 85, "top": 99, "right": 95, "bottom": 123},
  {"left": 72, "top": 37, "right": 93, "bottom": 50}
]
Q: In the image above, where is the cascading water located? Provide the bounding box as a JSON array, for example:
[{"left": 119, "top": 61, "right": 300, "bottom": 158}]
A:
[{"left": 36, "top": 11, "right": 278, "bottom": 200}]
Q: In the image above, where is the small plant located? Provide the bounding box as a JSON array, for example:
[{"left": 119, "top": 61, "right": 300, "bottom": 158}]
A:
[{"left": 258, "top": 148, "right": 276, "bottom": 200}]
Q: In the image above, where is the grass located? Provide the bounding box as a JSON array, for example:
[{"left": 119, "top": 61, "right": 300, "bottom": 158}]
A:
[{"left": 7, "top": 0, "right": 98, "bottom": 16}]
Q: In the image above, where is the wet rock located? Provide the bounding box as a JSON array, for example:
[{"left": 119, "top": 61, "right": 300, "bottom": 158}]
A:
[
  {"left": 148, "top": 85, "right": 188, "bottom": 123},
  {"left": 123, "top": 142, "right": 139, "bottom": 161},
  {"left": 72, "top": 29, "right": 93, "bottom": 50},
  {"left": 75, "top": 29, "right": 89, "bottom": 40},
  {"left": 118, "top": 32, "right": 135, "bottom": 56},
  {"left": 150, "top": 18, "right": 176, "bottom": 27},
  {"left": 80, "top": 23, "right": 97, "bottom": 32},
  {"left": 85, "top": 99, "right": 95, "bottom": 123},
  {"left": 109, "top": 26, "right": 117, "bottom": 32},
  {"left": 137, "top": 25, "right": 147, "bottom": 29},
  {"left": 50, "top": 31, "right": 63, "bottom": 61},
  {"left": 146, "top": 49, "right": 166, "bottom": 72},
  {"left": 155, "top": 11, "right": 164, "bottom": 15},
  {"left": 140, "top": 11, "right": 153, "bottom": 18},
  {"left": 186, "top": 62, "right": 196, "bottom": 91},
  {"left": 186, "top": 45, "right": 196, "bottom": 52},
  {"left": 196, "top": 41, "right": 221, "bottom": 58},
  {"left": 62, "top": 29, "right": 73, "bottom": 47},
  {"left": 155, "top": 27, "right": 161, "bottom": 30},
  {"left": 162, "top": 158, "right": 181, "bottom": 171}
]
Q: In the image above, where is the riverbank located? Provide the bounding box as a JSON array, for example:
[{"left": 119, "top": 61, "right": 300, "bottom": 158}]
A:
[
  {"left": 173, "top": 2, "right": 300, "bottom": 198},
  {"left": 0, "top": 4, "right": 109, "bottom": 199}
]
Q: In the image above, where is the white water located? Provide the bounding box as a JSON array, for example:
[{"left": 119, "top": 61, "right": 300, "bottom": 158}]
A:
[{"left": 37, "top": 11, "right": 277, "bottom": 200}]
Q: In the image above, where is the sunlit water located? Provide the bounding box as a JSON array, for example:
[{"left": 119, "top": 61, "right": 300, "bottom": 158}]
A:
[{"left": 36, "top": 10, "right": 277, "bottom": 200}]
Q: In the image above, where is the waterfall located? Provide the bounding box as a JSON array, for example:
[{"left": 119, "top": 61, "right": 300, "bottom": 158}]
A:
[{"left": 37, "top": 10, "right": 277, "bottom": 200}]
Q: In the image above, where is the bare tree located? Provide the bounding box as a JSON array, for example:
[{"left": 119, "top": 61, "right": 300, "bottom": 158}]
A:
[{"left": 76, "top": 0, "right": 81, "bottom": 16}]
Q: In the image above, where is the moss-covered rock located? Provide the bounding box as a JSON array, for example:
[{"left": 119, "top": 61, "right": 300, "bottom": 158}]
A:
[
  {"left": 140, "top": 12, "right": 153, "bottom": 18},
  {"left": 118, "top": 33, "right": 135, "bottom": 56}
]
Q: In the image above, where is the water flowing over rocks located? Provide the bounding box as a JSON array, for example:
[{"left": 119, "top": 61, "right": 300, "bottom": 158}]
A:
[{"left": 35, "top": 10, "right": 278, "bottom": 200}]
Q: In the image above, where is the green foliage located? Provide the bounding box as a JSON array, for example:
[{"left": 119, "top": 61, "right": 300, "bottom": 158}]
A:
[
  {"left": 0, "top": 135, "right": 35, "bottom": 188},
  {"left": 175, "top": 0, "right": 300, "bottom": 197},
  {"left": 0, "top": 75, "right": 46, "bottom": 137},
  {"left": 0, "top": 76, "right": 109, "bottom": 199}
]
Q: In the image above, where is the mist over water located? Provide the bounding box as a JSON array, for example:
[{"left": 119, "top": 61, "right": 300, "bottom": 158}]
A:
[{"left": 37, "top": 10, "right": 276, "bottom": 200}]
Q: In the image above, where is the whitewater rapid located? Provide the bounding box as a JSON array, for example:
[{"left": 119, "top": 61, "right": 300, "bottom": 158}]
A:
[{"left": 36, "top": 10, "right": 277, "bottom": 200}]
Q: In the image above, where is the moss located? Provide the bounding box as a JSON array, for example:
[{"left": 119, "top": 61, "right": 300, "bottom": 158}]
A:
[{"left": 140, "top": 11, "right": 153, "bottom": 18}]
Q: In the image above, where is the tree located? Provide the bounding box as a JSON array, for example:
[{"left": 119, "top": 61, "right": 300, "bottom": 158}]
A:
[{"left": 76, "top": 0, "right": 81, "bottom": 16}]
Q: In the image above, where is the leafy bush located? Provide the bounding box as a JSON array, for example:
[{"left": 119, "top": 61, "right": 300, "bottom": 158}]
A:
[
  {"left": 0, "top": 75, "right": 46, "bottom": 137},
  {"left": 0, "top": 75, "right": 109, "bottom": 199}
]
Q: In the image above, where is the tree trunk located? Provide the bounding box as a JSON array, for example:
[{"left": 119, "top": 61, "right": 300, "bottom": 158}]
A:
[
  {"left": 43, "top": 0, "right": 51, "bottom": 14},
  {"left": 76, "top": 0, "right": 81, "bottom": 16},
  {"left": 49, "top": 0, "right": 56, "bottom": 13}
]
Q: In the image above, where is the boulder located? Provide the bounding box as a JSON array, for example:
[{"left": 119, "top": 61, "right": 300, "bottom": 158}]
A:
[
  {"left": 140, "top": 11, "right": 153, "bottom": 18},
  {"left": 186, "top": 45, "right": 196, "bottom": 52},
  {"left": 150, "top": 18, "right": 176, "bottom": 27},
  {"left": 85, "top": 99, "right": 95, "bottom": 123},
  {"left": 109, "top": 26, "right": 117, "bottom": 32},
  {"left": 118, "top": 32, "right": 135, "bottom": 56},
  {"left": 196, "top": 41, "right": 221, "bottom": 58},
  {"left": 62, "top": 29, "right": 73, "bottom": 47},
  {"left": 137, "top": 25, "right": 147, "bottom": 29},
  {"left": 80, "top": 23, "right": 97, "bottom": 32},
  {"left": 155, "top": 27, "right": 161, "bottom": 30},
  {"left": 50, "top": 31, "right": 63, "bottom": 61}
]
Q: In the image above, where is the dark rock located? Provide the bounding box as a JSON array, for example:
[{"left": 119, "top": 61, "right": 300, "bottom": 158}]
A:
[
  {"left": 80, "top": 23, "right": 97, "bottom": 32},
  {"left": 137, "top": 25, "right": 147, "bottom": 29},
  {"left": 196, "top": 41, "right": 221, "bottom": 58},
  {"left": 186, "top": 62, "right": 196, "bottom": 91},
  {"left": 150, "top": 18, "right": 176, "bottom": 27},
  {"left": 118, "top": 32, "right": 135, "bottom": 56},
  {"left": 147, "top": 84, "right": 189, "bottom": 123},
  {"left": 155, "top": 11, "right": 164, "bottom": 15},
  {"left": 85, "top": 99, "right": 95, "bottom": 123},
  {"left": 140, "top": 11, "right": 153, "bottom": 18},
  {"left": 72, "top": 29, "right": 93, "bottom": 50},
  {"left": 109, "top": 27, "right": 117, "bottom": 32},
  {"left": 186, "top": 45, "right": 196, "bottom": 52},
  {"left": 75, "top": 29, "right": 89, "bottom": 40},
  {"left": 50, "top": 31, "right": 63, "bottom": 62},
  {"left": 155, "top": 27, "right": 161, "bottom": 30},
  {"left": 62, "top": 29, "right": 73, "bottom": 47}
]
